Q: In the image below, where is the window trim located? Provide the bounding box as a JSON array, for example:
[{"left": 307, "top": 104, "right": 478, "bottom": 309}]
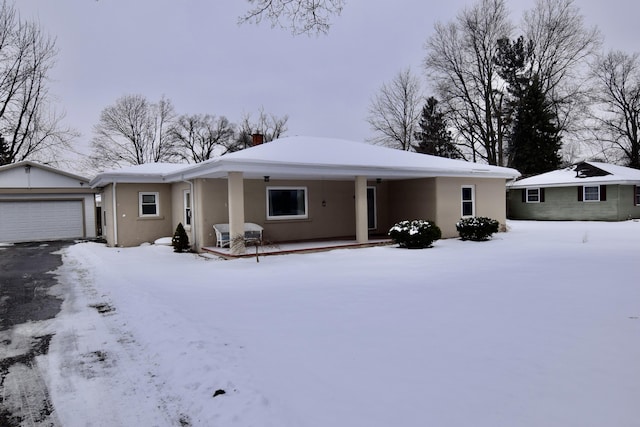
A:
[
  {"left": 461, "top": 185, "right": 475, "bottom": 217},
  {"left": 139, "top": 192, "right": 159, "bottom": 217},
  {"left": 266, "top": 186, "right": 308, "bottom": 220},
  {"left": 183, "top": 189, "right": 192, "bottom": 227},
  {"left": 634, "top": 185, "right": 640, "bottom": 206},
  {"left": 526, "top": 188, "right": 540, "bottom": 203},
  {"left": 583, "top": 185, "right": 600, "bottom": 202},
  {"left": 367, "top": 186, "right": 377, "bottom": 230}
]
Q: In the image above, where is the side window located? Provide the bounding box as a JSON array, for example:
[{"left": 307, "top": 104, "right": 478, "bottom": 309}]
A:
[
  {"left": 635, "top": 186, "right": 640, "bottom": 206},
  {"left": 139, "top": 192, "right": 159, "bottom": 217},
  {"left": 524, "top": 188, "right": 545, "bottom": 203},
  {"left": 184, "top": 190, "right": 191, "bottom": 226},
  {"left": 583, "top": 186, "right": 600, "bottom": 202},
  {"left": 461, "top": 185, "right": 475, "bottom": 217}
]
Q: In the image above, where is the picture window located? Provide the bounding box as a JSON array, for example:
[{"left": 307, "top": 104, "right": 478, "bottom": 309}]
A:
[{"left": 267, "top": 187, "right": 308, "bottom": 220}]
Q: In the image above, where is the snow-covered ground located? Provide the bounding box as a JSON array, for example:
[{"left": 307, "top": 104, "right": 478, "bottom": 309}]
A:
[{"left": 42, "top": 220, "right": 640, "bottom": 426}]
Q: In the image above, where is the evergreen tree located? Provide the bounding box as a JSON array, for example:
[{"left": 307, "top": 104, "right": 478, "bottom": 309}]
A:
[
  {"left": 413, "top": 97, "right": 462, "bottom": 159},
  {"left": 171, "top": 222, "right": 190, "bottom": 253},
  {"left": 0, "top": 134, "right": 10, "bottom": 166},
  {"left": 510, "top": 75, "right": 562, "bottom": 175}
]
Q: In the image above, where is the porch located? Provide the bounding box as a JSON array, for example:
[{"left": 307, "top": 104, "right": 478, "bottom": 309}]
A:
[{"left": 201, "top": 237, "right": 393, "bottom": 259}]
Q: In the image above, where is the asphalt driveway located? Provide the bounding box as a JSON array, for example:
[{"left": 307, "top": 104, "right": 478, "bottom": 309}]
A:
[{"left": 0, "top": 241, "right": 71, "bottom": 426}]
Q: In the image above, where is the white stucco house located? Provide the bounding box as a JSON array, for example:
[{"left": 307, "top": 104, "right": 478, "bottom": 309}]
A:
[{"left": 90, "top": 136, "right": 520, "bottom": 254}]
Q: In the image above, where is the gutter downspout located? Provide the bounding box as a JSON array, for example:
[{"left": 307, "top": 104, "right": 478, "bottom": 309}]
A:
[
  {"left": 112, "top": 182, "right": 118, "bottom": 246},
  {"left": 182, "top": 177, "right": 197, "bottom": 251}
]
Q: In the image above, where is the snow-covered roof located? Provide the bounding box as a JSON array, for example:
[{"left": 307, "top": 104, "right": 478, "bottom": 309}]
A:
[
  {"left": 91, "top": 163, "right": 192, "bottom": 186},
  {"left": 91, "top": 136, "right": 520, "bottom": 187},
  {"left": 508, "top": 161, "right": 640, "bottom": 189}
]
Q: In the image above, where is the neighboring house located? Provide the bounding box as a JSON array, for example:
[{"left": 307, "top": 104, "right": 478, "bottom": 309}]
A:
[
  {"left": 508, "top": 161, "right": 640, "bottom": 221},
  {"left": 90, "top": 136, "right": 520, "bottom": 254},
  {"left": 0, "top": 161, "right": 97, "bottom": 243}
]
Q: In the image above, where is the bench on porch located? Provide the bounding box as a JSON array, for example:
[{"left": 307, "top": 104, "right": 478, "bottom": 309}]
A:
[{"left": 213, "top": 223, "right": 264, "bottom": 248}]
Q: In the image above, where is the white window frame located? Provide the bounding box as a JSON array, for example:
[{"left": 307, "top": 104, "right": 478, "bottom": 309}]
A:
[
  {"left": 266, "top": 186, "right": 308, "bottom": 220},
  {"left": 183, "top": 189, "right": 192, "bottom": 227},
  {"left": 461, "top": 185, "right": 475, "bottom": 217},
  {"left": 139, "top": 192, "right": 159, "bottom": 217},
  {"left": 583, "top": 185, "right": 600, "bottom": 202},
  {"left": 635, "top": 186, "right": 640, "bottom": 206},
  {"left": 526, "top": 188, "right": 540, "bottom": 203},
  {"left": 367, "top": 186, "right": 377, "bottom": 230}
]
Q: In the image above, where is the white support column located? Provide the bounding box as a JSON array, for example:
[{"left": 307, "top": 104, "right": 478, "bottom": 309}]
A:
[
  {"left": 228, "top": 172, "right": 246, "bottom": 255},
  {"left": 355, "top": 176, "right": 368, "bottom": 244}
]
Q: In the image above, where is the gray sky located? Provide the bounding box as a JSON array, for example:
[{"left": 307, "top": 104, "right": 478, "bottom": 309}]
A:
[{"left": 15, "top": 0, "right": 640, "bottom": 160}]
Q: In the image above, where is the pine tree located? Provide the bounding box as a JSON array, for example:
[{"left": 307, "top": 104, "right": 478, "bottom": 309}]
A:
[
  {"left": 0, "top": 134, "right": 10, "bottom": 165},
  {"left": 413, "top": 97, "right": 462, "bottom": 159},
  {"left": 171, "top": 222, "right": 190, "bottom": 252},
  {"left": 510, "top": 75, "right": 562, "bottom": 176}
]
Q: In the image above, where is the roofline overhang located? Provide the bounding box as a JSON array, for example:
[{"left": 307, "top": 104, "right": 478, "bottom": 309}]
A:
[
  {"left": 90, "top": 174, "right": 171, "bottom": 188},
  {"left": 508, "top": 179, "right": 640, "bottom": 189},
  {"left": 1, "top": 160, "right": 91, "bottom": 184},
  {"left": 163, "top": 159, "right": 520, "bottom": 182}
]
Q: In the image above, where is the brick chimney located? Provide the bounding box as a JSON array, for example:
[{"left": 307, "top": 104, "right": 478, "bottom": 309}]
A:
[{"left": 251, "top": 133, "right": 264, "bottom": 146}]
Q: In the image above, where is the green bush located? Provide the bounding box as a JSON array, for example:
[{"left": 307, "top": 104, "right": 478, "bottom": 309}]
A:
[
  {"left": 388, "top": 219, "right": 442, "bottom": 249},
  {"left": 172, "top": 222, "right": 190, "bottom": 252},
  {"left": 456, "top": 217, "right": 499, "bottom": 241}
]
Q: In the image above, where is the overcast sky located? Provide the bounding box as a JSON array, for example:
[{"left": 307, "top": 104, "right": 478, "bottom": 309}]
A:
[{"left": 15, "top": 0, "right": 640, "bottom": 161}]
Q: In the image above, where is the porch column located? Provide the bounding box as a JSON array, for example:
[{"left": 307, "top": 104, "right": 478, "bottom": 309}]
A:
[
  {"left": 228, "top": 171, "right": 246, "bottom": 255},
  {"left": 355, "top": 175, "right": 368, "bottom": 244}
]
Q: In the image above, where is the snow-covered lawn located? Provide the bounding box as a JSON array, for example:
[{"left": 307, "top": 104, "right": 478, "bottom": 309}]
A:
[{"left": 43, "top": 221, "right": 640, "bottom": 426}]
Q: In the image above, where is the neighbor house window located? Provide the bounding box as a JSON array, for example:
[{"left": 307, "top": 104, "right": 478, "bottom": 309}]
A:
[
  {"left": 139, "top": 192, "right": 159, "bottom": 216},
  {"left": 635, "top": 186, "right": 640, "bottom": 206},
  {"left": 461, "top": 185, "right": 475, "bottom": 217},
  {"left": 526, "top": 188, "right": 540, "bottom": 203},
  {"left": 583, "top": 186, "right": 600, "bottom": 202},
  {"left": 267, "top": 187, "right": 308, "bottom": 220},
  {"left": 184, "top": 190, "right": 191, "bottom": 226}
]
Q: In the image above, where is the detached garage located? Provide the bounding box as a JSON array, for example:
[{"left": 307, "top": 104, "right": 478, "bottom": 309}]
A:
[{"left": 0, "top": 161, "right": 97, "bottom": 243}]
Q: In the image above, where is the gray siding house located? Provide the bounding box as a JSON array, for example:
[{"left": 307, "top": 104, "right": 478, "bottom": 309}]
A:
[{"left": 508, "top": 162, "right": 640, "bottom": 221}]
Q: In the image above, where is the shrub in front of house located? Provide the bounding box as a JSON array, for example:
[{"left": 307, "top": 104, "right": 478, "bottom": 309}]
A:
[
  {"left": 388, "top": 219, "right": 442, "bottom": 249},
  {"left": 172, "top": 222, "right": 190, "bottom": 252},
  {"left": 456, "top": 217, "right": 499, "bottom": 241}
]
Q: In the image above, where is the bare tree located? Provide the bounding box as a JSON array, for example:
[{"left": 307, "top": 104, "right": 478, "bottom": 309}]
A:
[
  {"left": 523, "top": 0, "right": 602, "bottom": 134},
  {"left": 239, "top": 0, "right": 345, "bottom": 35},
  {"left": 236, "top": 107, "right": 288, "bottom": 148},
  {"left": 424, "top": 0, "right": 512, "bottom": 165},
  {"left": 171, "top": 114, "right": 238, "bottom": 163},
  {"left": 367, "top": 68, "right": 423, "bottom": 151},
  {"left": 589, "top": 50, "right": 640, "bottom": 168},
  {"left": 0, "top": 1, "right": 75, "bottom": 165},
  {"left": 90, "top": 94, "right": 178, "bottom": 170}
]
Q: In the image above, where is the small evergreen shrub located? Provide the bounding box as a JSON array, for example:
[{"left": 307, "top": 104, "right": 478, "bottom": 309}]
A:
[
  {"left": 388, "top": 219, "right": 442, "bottom": 249},
  {"left": 172, "top": 222, "right": 190, "bottom": 252},
  {"left": 456, "top": 217, "right": 500, "bottom": 241}
]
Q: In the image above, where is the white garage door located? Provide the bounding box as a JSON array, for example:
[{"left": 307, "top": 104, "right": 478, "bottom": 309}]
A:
[{"left": 0, "top": 200, "right": 84, "bottom": 242}]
